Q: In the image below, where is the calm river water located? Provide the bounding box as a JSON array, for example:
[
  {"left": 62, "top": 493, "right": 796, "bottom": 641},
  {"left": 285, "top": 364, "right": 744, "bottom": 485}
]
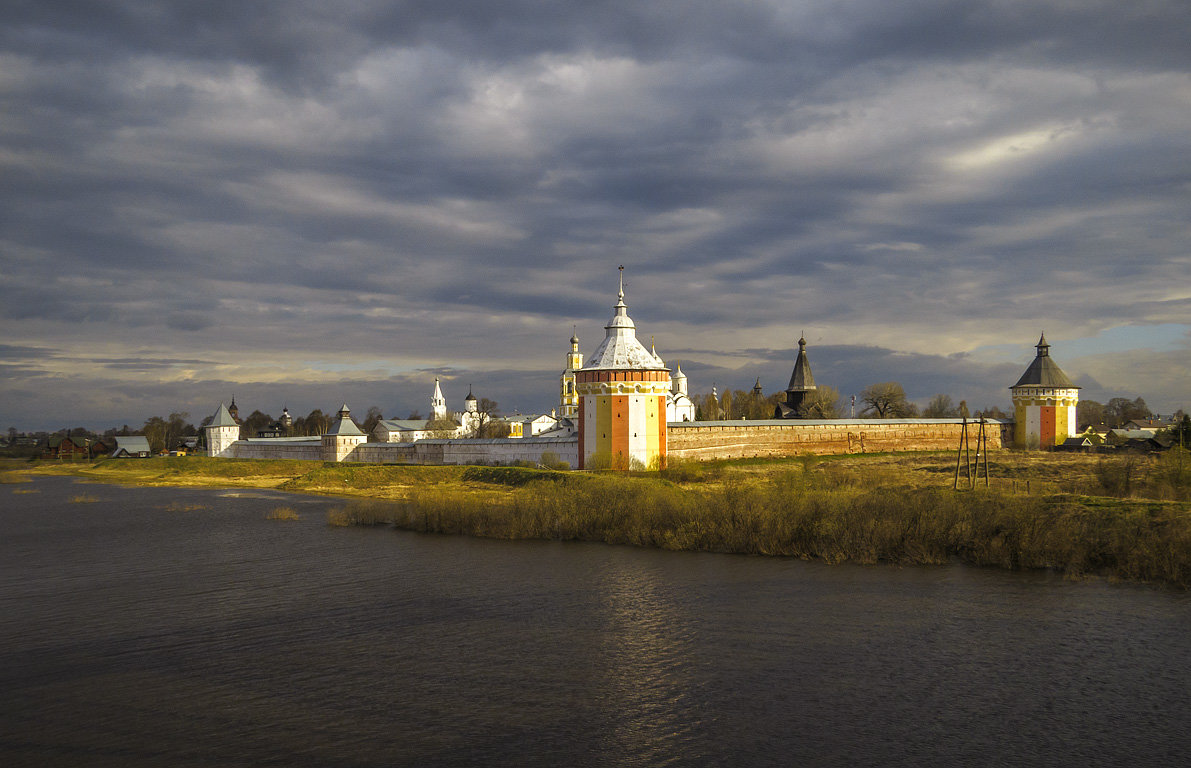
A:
[{"left": 2, "top": 476, "right": 1189, "bottom": 767}]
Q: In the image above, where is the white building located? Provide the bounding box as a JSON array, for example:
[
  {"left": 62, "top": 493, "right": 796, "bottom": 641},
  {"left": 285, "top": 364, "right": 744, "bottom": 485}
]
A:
[
  {"left": 667, "top": 361, "right": 696, "bottom": 422},
  {"left": 205, "top": 402, "right": 240, "bottom": 457}
]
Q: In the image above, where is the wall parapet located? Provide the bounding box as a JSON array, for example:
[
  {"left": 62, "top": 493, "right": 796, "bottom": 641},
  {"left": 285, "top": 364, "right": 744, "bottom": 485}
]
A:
[{"left": 666, "top": 418, "right": 1013, "bottom": 461}]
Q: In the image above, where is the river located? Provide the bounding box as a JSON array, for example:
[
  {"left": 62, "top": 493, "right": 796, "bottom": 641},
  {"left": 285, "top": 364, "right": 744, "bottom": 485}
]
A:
[{"left": 1, "top": 476, "right": 1188, "bottom": 766}]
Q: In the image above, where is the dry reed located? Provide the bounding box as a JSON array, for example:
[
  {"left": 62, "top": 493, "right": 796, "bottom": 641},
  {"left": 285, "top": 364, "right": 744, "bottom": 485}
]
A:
[
  {"left": 266, "top": 505, "right": 300, "bottom": 521},
  {"left": 357, "top": 467, "right": 1191, "bottom": 587}
]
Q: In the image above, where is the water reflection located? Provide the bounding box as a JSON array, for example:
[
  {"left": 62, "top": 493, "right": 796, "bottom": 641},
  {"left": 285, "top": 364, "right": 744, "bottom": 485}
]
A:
[{"left": 592, "top": 558, "right": 701, "bottom": 766}]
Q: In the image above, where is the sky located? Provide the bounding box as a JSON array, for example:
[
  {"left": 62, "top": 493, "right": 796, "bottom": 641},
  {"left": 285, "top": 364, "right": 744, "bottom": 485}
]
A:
[{"left": 2, "top": 0, "right": 1189, "bottom": 431}]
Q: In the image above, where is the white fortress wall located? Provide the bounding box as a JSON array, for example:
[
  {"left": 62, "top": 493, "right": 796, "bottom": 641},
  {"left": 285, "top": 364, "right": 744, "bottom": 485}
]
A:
[
  {"left": 412, "top": 437, "right": 579, "bottom": 467},
  {"left": 222, "top": 436, "right": 579, "bottom": 467},
  {"left": 230, "top": 438, "right": 324, "bottom": 461}
]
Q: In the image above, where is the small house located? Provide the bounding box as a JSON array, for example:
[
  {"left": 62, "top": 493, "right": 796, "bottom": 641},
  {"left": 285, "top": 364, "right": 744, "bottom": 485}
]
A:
[
  {"left": 42, "top": 435, "right": 92, "bottom": 460},
  {"left": 111, "top": 436, "right": 152, "bottom": 458},
  {"left": 1056, "top": 436, "right": 1094, "bottom": 452}
]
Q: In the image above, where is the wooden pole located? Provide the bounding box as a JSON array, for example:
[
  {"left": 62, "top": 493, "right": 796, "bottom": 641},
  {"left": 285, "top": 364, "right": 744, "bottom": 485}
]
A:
[
  {"left": 954, "top": 417, "right": 966, "bottom": 490},
  {"left": 965, "top": 418, "right": 973, "bottom": 489},
  {"left": 979, "top": 418, "right": 990, "bottom": 488}
]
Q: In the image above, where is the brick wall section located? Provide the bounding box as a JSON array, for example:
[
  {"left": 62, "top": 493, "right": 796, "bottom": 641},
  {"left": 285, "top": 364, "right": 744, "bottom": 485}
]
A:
[
  {"left": 666, "top": 419, "right": 1013, "bottom": 461},
  {"left": 223, "top": 420, "right": 1011, "bottom": 465}
]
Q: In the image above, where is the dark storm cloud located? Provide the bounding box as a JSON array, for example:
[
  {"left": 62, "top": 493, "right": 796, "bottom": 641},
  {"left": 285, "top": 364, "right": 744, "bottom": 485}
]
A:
[
  {"left": 3, "top": 0, "right": 1190, "bottom": 427},
  {"left": 0, "top": 344, "right": 55, "bottom": 359}
]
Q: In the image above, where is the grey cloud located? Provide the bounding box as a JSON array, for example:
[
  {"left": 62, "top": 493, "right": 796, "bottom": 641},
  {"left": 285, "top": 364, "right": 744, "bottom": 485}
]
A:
[{"left": 2, "top": 1, "right": 1190, "bottom": 428}]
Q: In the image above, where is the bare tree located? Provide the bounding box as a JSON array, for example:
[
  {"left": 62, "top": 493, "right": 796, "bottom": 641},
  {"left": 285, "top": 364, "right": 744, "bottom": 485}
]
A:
[
  {"left": 859, "top": 382, "right": 916, "bottom": 418},
  {"left": 799, "top": 385, "right": 842, "bottom": 419},
  {"left": 472, "top": 398, "right": 505, "bottom": 437},
  {"left": 424, "top": 417, "right": 461, "bottom": 438},
  {"left": 475, "top": 419, "right": 511, "bottom": 439},
  {"left": 362, "top": 406, "right": 384, "bottom": 433},
  {"left": 922, "top": 394, "right": 958, "bottom": 418},
  {"left": 301, "top": 409, "right": 330, "bottom": 436},
  {"left": 1105, "top": 397, "right": 1151, "bottom": 427},
  {"left": 142, "top": 416, "right": 167, "bottom": 454},
  {"left": 241, "top": 409, "right": 272, "bottom": 439}
]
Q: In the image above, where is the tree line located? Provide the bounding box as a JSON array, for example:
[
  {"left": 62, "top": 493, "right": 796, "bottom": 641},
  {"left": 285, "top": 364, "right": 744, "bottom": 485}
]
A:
[
  {"left": 694, "top": 382, "right": 1009, "bottom": 421},
  {"left": 1076, "top": 397, "right": 1160, "bottom": 430}
]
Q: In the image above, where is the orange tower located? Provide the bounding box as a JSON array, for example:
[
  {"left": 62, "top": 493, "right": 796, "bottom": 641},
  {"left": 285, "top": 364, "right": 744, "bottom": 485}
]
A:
[{"left": 576, "top": 268, "right": 670, "bottom": 469}]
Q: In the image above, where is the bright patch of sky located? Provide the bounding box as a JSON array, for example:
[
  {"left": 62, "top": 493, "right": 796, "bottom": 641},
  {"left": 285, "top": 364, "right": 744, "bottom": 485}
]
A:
[{"left": 971, "top": 324, "right": 1191, "bottom": 364}]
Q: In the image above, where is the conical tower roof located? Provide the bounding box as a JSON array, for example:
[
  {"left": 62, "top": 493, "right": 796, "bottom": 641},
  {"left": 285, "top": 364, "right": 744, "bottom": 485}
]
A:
[
  {"left": 785, "top": 336, "right": 816, "bottom": 392},
  {"left": 1011, "top": 333, "right": 1079, "bottom": 389},
  {"left": 326, "top": 403, "right": 364, "bottom": 436},
  {"left": 209, "top": 402, "right": 238, "bottom": 427}
]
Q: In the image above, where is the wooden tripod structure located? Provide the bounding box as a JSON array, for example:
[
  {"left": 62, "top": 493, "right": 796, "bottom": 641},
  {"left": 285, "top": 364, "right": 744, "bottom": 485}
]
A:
[{"left": 953, "top": 417, "right": 990, "bottom": 490}]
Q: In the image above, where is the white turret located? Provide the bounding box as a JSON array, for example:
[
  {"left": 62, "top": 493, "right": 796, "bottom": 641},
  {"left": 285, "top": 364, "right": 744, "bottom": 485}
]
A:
[
  {"left": 667, "top": 360, "right": 696, "bottom": 422},
  {"left": 322, "top": 403, "right": 366, "bottom": 461},
  {"left": 671, "top": 360, "right": 688, "bottom": 398},
  {"left": 205, "top": 403, "right": 241, "bottom": 457},
  {"left": 431, "top": 377, "right": 447, "bottom": 421}
]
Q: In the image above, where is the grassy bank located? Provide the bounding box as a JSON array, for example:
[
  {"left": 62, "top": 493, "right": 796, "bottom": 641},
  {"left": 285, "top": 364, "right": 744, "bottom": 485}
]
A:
[
  {"left": 4, "top": 456, "right": 321, "bottom": 488},
  {"left": 7, "top": 452, "right": 1190, "bottom": 587},
  {"left": 320, "top": 463, "right": 1191, "bottom": 587}
]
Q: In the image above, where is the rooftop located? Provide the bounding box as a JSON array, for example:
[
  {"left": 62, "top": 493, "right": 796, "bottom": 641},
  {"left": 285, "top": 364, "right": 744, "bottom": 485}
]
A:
[
  {"left": 1011, "top": 333, "right": 1079, "bottom": 389},
  {"left": 582, "top": 268, "right": 668, "bottom": 371}
]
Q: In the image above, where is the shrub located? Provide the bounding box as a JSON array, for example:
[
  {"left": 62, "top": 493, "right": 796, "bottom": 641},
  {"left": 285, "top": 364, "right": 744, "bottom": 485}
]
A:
[
  {"left": 539, "top": 452, "right": 570, "bottom": 471},
  {"left": 1094, "top": 456, "right": 1141, "bottom": 497},
  {"left": 326, "top": 500, "right": 396, "bottom": 527},
  {"left": 267, "top": 506, "right": 300, "bottom": 521}
]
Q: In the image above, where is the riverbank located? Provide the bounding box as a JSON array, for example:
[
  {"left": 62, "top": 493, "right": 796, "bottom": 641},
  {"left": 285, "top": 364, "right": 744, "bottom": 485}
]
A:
[{"left": 6, "top": 451, "right": 1190, "bottom": 586}]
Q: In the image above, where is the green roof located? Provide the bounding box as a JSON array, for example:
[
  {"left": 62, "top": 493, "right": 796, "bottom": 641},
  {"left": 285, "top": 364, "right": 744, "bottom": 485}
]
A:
[{"left": 209, "top": 403, "right": 238, "bottom": 427}]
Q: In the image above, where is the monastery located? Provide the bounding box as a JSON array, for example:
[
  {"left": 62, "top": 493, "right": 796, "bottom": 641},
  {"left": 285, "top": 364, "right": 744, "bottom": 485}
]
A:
[{"left": 205, "top": 271, "right": 1078, "bottom": 466}]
